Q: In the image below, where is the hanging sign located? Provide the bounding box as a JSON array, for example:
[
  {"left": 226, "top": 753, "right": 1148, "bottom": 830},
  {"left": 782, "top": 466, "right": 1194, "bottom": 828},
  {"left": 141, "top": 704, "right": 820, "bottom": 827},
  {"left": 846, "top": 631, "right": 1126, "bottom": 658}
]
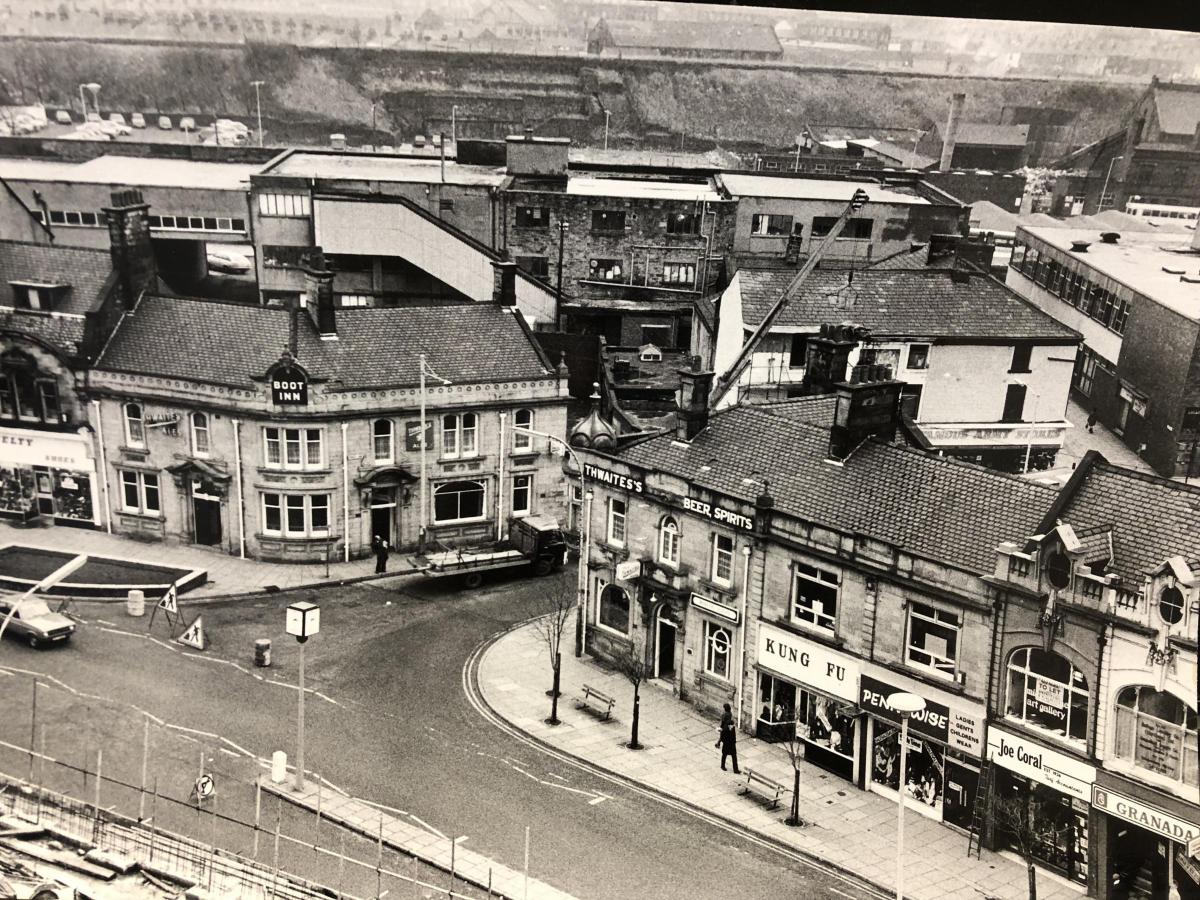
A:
[
  {"left": 615, "top": 560, "right": 642, "bottom": 581},
  {"left": 405, "top": 420, "right": 434, "bottom": 452}
]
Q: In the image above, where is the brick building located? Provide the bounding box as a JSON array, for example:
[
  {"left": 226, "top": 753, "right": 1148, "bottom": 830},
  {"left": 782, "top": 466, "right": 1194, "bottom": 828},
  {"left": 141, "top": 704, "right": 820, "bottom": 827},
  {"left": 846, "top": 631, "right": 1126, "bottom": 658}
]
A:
[{"left": 586, "top": 17, "right": 783, "bottom": 61}]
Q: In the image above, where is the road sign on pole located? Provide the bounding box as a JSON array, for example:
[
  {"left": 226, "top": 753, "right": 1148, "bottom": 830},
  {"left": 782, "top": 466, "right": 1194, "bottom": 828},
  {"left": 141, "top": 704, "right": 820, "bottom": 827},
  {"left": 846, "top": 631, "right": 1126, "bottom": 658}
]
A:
[{"left": 191, "top": 773, "right": 215, "bottom": 804}]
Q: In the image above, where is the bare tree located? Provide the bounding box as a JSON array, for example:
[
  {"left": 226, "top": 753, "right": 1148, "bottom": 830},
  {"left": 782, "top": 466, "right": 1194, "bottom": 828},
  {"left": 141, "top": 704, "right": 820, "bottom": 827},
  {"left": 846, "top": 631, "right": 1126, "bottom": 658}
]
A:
[
  {"left": 526, "top": 576, "right": 574, "bottom": 726},
  {"left": 991, "top": 786, "right": 1071, "bottom": 900},
  {"left": 613, "top": 641, "right": 647, "bottom": 749},
  {"left": 782, "top": 722, "right": 804, "bottom": 826}
]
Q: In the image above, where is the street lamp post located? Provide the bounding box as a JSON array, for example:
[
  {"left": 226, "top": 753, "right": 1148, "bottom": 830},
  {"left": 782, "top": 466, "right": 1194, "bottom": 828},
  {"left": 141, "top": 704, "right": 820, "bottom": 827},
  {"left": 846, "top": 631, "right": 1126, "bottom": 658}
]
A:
[
  {"left": 251, "top": 80, "right": 265, "bottom": 148},
  {"left": 0, "top": 555, "right": 88, "bottom": 644},
  {"left": 888, "top": 692, "right": 927, "bottom": 900},
  {"left": 418, "top": 354, "right": 452, "bottom": 554},
  {"left": 285, "top": 601, "right": 320, "bottom": 793},
  {"left": 555, "top": 219, "right": 569, "bottom": 331},
  {"left": 1099, "top": 154, "right": 1124, "bottom": 212}
]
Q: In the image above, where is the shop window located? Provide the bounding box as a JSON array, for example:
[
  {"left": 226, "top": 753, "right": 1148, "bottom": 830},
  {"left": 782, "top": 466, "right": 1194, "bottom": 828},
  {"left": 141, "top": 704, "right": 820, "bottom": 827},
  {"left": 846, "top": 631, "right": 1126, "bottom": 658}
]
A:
[
  {"left": 666, "top": 212, "right": 700, "bottom": 235},
  {"left": 515, "top": 206, "right": 549, "bottom": 229},
  {"left": 433, "top": 479, "right": 485, "bottom": 524},
  {"left": 373, "top": 419, "right": 393, "bottom": 462},
  {"left": 751, "top": 213, "right": 793, "bottom": 236},
  {"left": 1113, "top": 686, "right": 1198, "bottom": 787},
  {"left": 1005, "top": 647, "right": 1089, "bottom": 744},
  {"left": 907, "top": 344, "right": 930, "bottom": 370},
  {"left": 263, "top": 427, "right": 322, "bottom": 470},
  {"left": 262, "top": 492, "right": 329, "bottom": 537},
  {"left": 710, "top": 533, "right": 734, "bottom": 586},
  {"left": 591, "top": 210, "right": 626, "bottom": 232},
  {"left": 704, "top": 622, "right": 732, "bottom": 680},
  {"left": 658, "top": 516, "right": 680, "bottom": 566},
  {"left": 905, "top": 602, "right": 960, "bottom": 679},
  {"left": 441, "top": 413, "right": 477, "bottom": 459},
  {"left": 512, "top": 408, "right": 533, "bottom": 452},
  {"left": 791, "top": 562, "right": 838, "bottom": 632},
  {"left": 871, "top": 722, "right": 946, "bottom": 813},
  {"left": 119, "top": 470, "right": 160, "bottom": 516},
  {"left": 190, "top": 412, "right": 210, "bottom": 457},
  {"left": 607, "top": 497, "right": 627, "bottom": 546},
  {"left": 124, "top": 403, "right": 146, "bottom": 447},
  {"left": 511, "top": 474, "right": 532, "bottom": 516},
  {"left": 598, "top": 584, "right": 630, "bottom": 635}
]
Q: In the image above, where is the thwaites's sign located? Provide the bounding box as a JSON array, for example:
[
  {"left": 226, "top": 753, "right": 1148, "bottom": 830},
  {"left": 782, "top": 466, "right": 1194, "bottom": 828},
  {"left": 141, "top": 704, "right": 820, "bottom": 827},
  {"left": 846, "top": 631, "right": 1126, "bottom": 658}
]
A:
[
  {"left": 271, "top": 366, "right": 308, "bottom": 406},
  {"left": 583, "top": 462, "right": 644, "bottom": 494}
]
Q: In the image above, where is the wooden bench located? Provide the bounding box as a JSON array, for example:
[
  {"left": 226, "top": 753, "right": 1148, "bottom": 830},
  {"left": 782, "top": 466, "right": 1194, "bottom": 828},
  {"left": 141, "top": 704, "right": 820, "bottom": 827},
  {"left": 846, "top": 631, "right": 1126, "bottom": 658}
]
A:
[
  {"left": 578, "top": 684, "right": 616, "bottom": 721},
  {"left": 739, "top": 768, "right": 786, "bottom": 810}
]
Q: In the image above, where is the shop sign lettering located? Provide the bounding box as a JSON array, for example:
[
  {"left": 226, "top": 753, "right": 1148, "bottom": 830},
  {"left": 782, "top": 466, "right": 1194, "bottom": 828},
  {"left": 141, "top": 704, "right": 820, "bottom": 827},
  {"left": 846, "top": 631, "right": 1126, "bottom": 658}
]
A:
[
  {"left": 756, "top": 622, "right": 858, "bottom": 703},
  {"left": 1135, "top": 718, "right": 1182, "bottom": 777},
  {"left": 987, "top": 727, "right": 1095, "bottom": 801},
  {"left": 271, "top": 366, "right": 308, "bottom": 405},
  {"left": 858, "top": 674, "right": 984, "bottom": 755},
  {"left": 583, "top": 462, "right": 644, "bottom": 494},
  {"left": 0, "top": 426, "right": 93, "bottom": 472},
  {"left": 681, "top": 495, "right": 754, "bottom": 531},
  {"left": 1092, "top": 787, "right": 1200, "bottom": 843}
]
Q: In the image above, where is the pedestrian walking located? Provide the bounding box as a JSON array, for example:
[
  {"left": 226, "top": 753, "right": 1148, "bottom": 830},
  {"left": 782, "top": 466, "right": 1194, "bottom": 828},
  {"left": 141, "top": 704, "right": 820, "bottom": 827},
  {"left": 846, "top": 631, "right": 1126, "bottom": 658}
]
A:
[
  {"left": 371, "top": 534, "right": 389, "bottom": 573},
  {"left": 716, "top": 703, "right": 740, "bottom": 774},
  {"left": 1086, "top": 409, "right": 1097, "bottom": 433}
]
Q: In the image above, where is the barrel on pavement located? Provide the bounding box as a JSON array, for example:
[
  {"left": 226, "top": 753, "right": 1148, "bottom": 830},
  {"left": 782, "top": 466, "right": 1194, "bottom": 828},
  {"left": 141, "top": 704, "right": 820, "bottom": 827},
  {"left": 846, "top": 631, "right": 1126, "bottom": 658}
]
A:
[
  {"left": 126, "top": 589, "right": 145, "bottom": 617},
  {"left": 254, "top": 638, "right": 271, "bottom": 667}
]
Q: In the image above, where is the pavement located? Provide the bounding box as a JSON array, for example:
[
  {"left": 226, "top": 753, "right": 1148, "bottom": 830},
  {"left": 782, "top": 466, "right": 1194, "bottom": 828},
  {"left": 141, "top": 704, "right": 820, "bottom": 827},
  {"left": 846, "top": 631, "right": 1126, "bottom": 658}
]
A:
[
  {"left": 263, "top": 776, "right": 574, "bottom": 900},
  {"left": 476, "top": 622, "right": 1087, "bottom": 900},
  {"left": 1058, "top": 397, "right": 1157, "bottom": 475}
]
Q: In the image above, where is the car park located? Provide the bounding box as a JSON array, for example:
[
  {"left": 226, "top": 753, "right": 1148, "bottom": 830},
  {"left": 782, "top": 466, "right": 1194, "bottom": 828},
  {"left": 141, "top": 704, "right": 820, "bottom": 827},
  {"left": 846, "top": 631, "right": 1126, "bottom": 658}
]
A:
[
  {"left": 158, "top": 115, "right": 172, "bottom": 129},
  {"left": 0, "top": 596, "right": 76, "bottom": 648},
  {"left": 130, "top": 112, "right": 146, "bottom": 128},
  {"left": 206, "top": 249, "right": 252, "bottom": 274}
]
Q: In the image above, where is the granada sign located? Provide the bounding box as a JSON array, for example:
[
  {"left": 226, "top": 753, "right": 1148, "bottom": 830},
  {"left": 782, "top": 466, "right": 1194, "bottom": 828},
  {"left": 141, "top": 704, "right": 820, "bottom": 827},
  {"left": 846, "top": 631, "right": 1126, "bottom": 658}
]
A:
[{"left": 1092, "top": 787, "right": 1200, "bottom": 843}]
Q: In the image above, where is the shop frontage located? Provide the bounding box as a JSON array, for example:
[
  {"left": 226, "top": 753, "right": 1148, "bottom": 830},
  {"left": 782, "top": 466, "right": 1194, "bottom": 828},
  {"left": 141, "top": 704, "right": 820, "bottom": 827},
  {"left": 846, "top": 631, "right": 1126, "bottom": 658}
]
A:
[
  {"left": 0, "top": 426, "right": 99, "bottom": 528},
  {"left": 858, "top": 669, "right": 987, "bottom": 828},
  {"left": 986, "top": 725, "right": 1096, "bottom": 888},
  {"left": 1092, "top": 773, "right": 1200, "bottom": 900},
  {"left": 754, "top": 622, "right": 861, "bottom": 782}
]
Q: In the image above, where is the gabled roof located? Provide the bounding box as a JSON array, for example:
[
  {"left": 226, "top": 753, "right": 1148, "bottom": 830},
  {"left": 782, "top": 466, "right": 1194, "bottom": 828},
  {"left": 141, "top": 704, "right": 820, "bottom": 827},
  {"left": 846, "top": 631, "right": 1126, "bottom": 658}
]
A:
[
  {"left": 96, "top": 295, "right": 554, "bottom": 391},
  {"left": 1152, "top": 83, "right": 1200, "bottom": 137},
  {"left": 734, "top": 267, "right": 1081, "bottom": 341},
  {"left": 598, "top": 18, "right": 782, "bottom": 55},
  {"left": 613, "top": 402, "right": 1057, "bottom": 575},
  {"left": 1055, "top": 457, "right": 1200, "bottom": 585}
]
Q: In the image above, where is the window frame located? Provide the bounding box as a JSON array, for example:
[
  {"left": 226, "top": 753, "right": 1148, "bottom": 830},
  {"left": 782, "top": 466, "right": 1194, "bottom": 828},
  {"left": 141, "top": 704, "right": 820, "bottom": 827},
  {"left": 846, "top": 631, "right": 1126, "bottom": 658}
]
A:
[
  {"left": 515, "top": 206, "right": 550, "bottom": 229},
  {"left": 607, "top": 497, "right": 627, "bottom": 547},
  {"left": 665, "top": 212, "right": 701, "bottom": 235},
  {"left": 432, "top": 479, "right": 487, "bottom": 525},
  {"left": 511, "top": 473, "right": 533, "bottom": 516},
  {"left": 1005, "top": 647, "right": 1090, "bottom": 746},
  {"left": 588, "top": 257, "right": 624, "bottom": 281},
  {"left": 590, "top": 209, "right": 627, "bottom": 233},
  {"left": 658, "top": 515, "right": 681, "bottom": 567},
  {"left": 441, "top": 413, "right": 478, "bottom": 460},
  {"left": 372, "top": 418, "right": 394, "bottom": 463},
  {"left": 124, "top": 403, "right": 146, "bottom": 448},
  {"left": 791, "top": 561, "right": 839, "bottom": 633},
  {"left": 262, "top": 427, "right": 323, "bottom": 471},
  {"left": 904, "top": 601, "right": 961, "bottom": 680},
  {"left": 661, "top": 261, "right": 696, "bottom": 287},
  {"left": 119, "top": 469, "right": 161, "bottom": 517},
  {"left": 597, "top": 583, "right": 631, "bottom": 636},
  {"left": 750, "top": 213, "right": 794, "bottom": 236},
  {"left": 703, "top": 621, "right": 733, "bottom": 681},
  {"left": 257, "top": 193, "right": 312, "bottom": 218},
  {"left": 907, "top": 344, "right": 930, "bottom": 370},
  {"left": 261, "top": 491, "right": 330, "bottom": 538},
  {"left": 512, "top": 408, "right": 534, "bottom": 453},
  {"left": 1112, "top": 685, "right": 1197, "bottom": 787},
  {"left": 190, "top": 411, "right": 210, "bottom": 457},
  {"left": 710, "top": 533, "right": 735, "bottom": 587}
]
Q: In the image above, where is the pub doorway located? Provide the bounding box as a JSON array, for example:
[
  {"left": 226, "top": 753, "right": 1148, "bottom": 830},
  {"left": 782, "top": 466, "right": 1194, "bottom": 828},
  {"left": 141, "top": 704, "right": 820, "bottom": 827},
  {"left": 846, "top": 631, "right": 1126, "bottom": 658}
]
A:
[{"left": 191, "top": 479, "right": 222, "bottom": 546}]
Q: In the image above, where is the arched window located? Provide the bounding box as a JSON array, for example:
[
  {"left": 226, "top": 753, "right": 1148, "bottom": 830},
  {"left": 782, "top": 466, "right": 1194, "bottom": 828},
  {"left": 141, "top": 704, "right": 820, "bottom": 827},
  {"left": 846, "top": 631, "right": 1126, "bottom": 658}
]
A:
[
  {"left": 658, "top": 516, "right": 680, "bottom": 566},
  {"left": 704, "top": 622, "right": 732, "bottom": 679},
  {"left": 124, "top": 403, "right": 145, "bottom": 446},
  {"left": 191, "top": 412, "right": 210, "bottom": 456},
  {"left": 1114, "top": 686, "right": 1198, "bottom": 787},
  {"left": 598, "top": 584, "right": 630, "bottom": 635},
  {"left": 513, "top": 408, "right": 533, "bottom": 452},
  {"left": 433, "top": 479, "right": 485, "bottom": 523},
  {"left": 1006, "top": 648, "right": 1089, "bottom": 743},
  {"left": 373, "top": 419, "right": 393, "bottom": 462}
]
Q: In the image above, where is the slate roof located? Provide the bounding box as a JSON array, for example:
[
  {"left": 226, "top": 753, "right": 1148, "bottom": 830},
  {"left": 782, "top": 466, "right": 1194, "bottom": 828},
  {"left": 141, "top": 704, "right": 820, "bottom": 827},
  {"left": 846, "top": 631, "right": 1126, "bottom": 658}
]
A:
[
  {"left": 1152, "top": 84, "right": 1200, "bottom": 137},
  {"left": 96, "top": 295, "right": 554, "bottom": 390},
  {"left": 1057, "top": 458, "right": 1200, "bottom": 585},
  {"left": 951, "top": 124, "right": 1030, "bottom": 148},
  {"left": 735, "top": 267, "right": 1081, "bottom": 341},
  {"left": 599, "top": 18, "right": 783, "bottom": 55},
  {"left": 615, "top": 402, "right": 1057, "bottom": 575}
]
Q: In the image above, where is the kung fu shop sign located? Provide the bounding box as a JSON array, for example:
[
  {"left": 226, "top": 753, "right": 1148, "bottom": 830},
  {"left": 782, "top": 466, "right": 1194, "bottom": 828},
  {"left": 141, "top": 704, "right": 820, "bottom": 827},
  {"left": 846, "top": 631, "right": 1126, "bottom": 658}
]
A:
[{"left": 271, "top": 366, "right": 308, "bottom": 406}]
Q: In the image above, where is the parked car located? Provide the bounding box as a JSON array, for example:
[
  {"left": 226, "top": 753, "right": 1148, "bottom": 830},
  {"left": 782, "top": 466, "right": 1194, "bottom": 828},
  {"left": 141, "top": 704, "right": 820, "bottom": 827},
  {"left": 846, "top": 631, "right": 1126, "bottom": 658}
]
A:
[
  {"left": 108, "top": 112, "right": 127, "bottom": 126},
  {"left": 85, "top": 111, "right": 101, "bottom": 123},
  {"left": 54, "top": 109, "right": 72, "bottom": 124},
  {"left": 214, "top": 117, "right": 249, "bottom": 134},
  {"left": 206, "top": 249, "right": 252, "bottom": 274},
  {"left": 95, "top": 120, "right": 130, "bottom": 137},
  {"left": 158, "top": 115, "right": 172, "bottom": 129},
  {"left": 130, "top": 112, "right": 146, "bottom": 128},
  {"left": 0, "top": 596, "right": 75, "bottom": 648},
  {"left": 179, "top": 115, "right": 196, "bottom": 131},
  {"left": 67, "top": 125, "right": 111, "bottom": 141}
]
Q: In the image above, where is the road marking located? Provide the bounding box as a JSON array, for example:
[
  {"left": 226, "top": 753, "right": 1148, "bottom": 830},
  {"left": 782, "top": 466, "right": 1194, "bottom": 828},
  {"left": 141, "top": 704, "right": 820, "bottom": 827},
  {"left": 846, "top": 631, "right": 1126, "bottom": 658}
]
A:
[
  {"left": 407, "top": 815, "right": 447, "bottom": 840},
  {"left": 830, "top": 889, "right": 859, "bottom": 899},
  {"left": 510, "top": 764, "right": 611, "bottom": 805}
]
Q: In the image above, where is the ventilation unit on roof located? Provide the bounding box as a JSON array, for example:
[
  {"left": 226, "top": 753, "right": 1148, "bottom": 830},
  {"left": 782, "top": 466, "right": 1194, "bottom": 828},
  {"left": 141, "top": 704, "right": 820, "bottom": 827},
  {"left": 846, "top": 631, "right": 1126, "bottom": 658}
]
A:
[
  {"left": 1100, "top": 231, "right": 1120, "bottom": 244},
  {"left": 1070, "top": 240, "right": 1091, "bottom": 253},
  {"left": 1182, "top": 274, "right": 1200, "bottom": 284}
]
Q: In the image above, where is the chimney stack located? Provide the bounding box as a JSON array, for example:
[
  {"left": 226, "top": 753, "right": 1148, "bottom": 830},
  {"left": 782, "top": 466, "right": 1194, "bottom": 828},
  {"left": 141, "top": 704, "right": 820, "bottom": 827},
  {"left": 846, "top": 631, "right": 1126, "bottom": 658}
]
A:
[
  {"left": 829, "top": 363, "right": 905, "bottom": 462},
  {"left": 939, "top": 93, "right": 966, "bottom": 173},
  {"left": 675, "top": 355, "right": 715, "bottom": 441},
  {"left": 104, "top": 188, "right": 157, "bottom": 305},
  {"left": 301, "top": 246, "right": 337, "bottom": 338},
  {"left": 492, "top": 260, "right": 518, "bottom": 307},
  {"left": 802, "top": 322, "right": 867, "bottom": 393}
]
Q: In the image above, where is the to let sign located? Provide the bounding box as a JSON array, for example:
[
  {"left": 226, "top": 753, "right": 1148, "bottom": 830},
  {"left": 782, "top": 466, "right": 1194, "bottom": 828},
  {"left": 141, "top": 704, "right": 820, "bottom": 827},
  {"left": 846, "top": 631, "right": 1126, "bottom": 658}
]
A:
[{"left": 271, "top": 366, "right": 308, "bottom": 405}]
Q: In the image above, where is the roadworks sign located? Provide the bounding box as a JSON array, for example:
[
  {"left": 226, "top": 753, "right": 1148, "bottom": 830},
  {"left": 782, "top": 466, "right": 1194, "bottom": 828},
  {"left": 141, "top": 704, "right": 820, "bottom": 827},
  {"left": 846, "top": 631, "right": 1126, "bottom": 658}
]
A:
[
  {"left": 158, "top": 584, "right": 178, "bottom": 614},
  {"left": 176, "top": 616, "right": 206, "bottom": 650}
]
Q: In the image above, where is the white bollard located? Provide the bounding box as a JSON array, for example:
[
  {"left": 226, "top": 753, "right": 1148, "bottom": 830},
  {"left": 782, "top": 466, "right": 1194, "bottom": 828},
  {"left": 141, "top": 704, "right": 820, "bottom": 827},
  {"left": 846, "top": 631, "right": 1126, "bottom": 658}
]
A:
[
  {"left": 271, "top": 751, "right": 288, "bottom": 784},
  {"left": 126, "top": 589, "right": 146, "bottom": 617}
]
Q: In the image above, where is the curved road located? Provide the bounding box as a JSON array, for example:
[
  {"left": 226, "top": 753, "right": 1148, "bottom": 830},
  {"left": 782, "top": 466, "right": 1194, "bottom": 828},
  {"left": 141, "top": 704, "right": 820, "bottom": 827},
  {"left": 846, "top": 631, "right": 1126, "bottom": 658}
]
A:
[{"left": 0, "top": 572, "right": 884, "bottom": 900}]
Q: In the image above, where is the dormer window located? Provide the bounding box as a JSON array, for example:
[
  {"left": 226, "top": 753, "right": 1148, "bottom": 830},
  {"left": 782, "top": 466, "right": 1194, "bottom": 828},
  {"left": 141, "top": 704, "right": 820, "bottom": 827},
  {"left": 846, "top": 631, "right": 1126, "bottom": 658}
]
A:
[
  {"left": 1159, "top": 585, "right": 1185, "bottom": 625},
  {"left": 9, "top": 282, "right": 65, "bottom": 312}
]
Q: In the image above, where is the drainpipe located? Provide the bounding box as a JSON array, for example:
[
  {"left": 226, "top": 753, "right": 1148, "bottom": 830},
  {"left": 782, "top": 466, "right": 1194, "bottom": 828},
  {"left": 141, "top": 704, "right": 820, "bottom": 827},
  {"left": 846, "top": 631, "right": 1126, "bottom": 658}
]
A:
[
  {"left": 738, "top": 543, "right": 751, "bottom": 730},
  {"left": 496, "top": 412, "right": 507, "bottom": 541},
  {"left": 341, "top": 422, "right": 350, "bottom": 563},
  {"left": 90, "top": 399, "right": 112, "bottom": 534},
  {"left": 232, "top": 418, "right": 246, "bottom": 559}
]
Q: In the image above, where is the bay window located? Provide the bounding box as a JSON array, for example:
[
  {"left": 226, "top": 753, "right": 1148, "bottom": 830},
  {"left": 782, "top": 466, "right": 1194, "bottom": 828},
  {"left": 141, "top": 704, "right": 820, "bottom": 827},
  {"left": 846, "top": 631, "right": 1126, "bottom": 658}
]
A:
[{"left": 1113, "top": 686, "right": 1197, "bottom": 787}]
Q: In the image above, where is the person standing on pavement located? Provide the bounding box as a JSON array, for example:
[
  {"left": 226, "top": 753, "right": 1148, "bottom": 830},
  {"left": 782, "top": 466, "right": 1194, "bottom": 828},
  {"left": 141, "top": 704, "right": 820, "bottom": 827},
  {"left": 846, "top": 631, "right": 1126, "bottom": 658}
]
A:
[
  {"left": 717, "top": 703, "right": 740, "bottom": 774},
  {"left": 371, "top": 534, "right": 389, "bottom": 574}
]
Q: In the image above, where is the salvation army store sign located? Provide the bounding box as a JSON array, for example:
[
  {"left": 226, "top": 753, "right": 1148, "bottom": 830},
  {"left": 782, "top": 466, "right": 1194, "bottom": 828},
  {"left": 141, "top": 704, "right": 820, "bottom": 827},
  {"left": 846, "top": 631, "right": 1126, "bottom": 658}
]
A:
[
  {"left": 756, "top": 622, "right": 859, "bottom": 703},
  {"left": 987, "top": 726, "right": 1096, "bottom": 802}
]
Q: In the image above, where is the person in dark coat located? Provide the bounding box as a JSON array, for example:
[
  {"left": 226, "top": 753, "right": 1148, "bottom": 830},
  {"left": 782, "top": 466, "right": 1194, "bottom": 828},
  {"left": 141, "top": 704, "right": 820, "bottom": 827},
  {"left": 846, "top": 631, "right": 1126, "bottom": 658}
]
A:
[
  {"left": 716, "top": 703, "right": 740, "bottom": 774},
  {"left": 371, "top": 535, "right": 389, "bottom": 573},
  {"left": 1086, "top": 410, "right": 1097, "bottom": 433}
]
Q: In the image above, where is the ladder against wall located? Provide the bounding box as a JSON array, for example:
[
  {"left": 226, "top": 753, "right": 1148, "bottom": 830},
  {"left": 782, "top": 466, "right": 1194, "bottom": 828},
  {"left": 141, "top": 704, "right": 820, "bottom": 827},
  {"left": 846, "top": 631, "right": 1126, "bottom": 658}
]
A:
[{"left": 967, "top": 758, "right": 994, "bottom": 859}]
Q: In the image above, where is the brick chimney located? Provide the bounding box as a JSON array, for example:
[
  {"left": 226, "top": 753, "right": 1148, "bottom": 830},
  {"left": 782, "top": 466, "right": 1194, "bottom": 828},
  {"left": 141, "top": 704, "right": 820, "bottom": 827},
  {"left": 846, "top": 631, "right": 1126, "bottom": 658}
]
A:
[
  {"left": 492, "top": 260, "right": 518, "bottom": 307},
  {"left": 301, "top": 247, "right": 336, "bottom": 338},
  {"left": 802, "top": 323, "right": 867, "bottom": 393},
  {"left": 675, "top": 355, "right": 715, "bottom": 441},
  {"left": 104, "top": 188, "right": 157, "bottom": 304},
  {"left": 829, "top": 363, "right": 905, "bottom": 462},
  {"left": 939, "top": 93, "right": 966, "bottom": 173}
]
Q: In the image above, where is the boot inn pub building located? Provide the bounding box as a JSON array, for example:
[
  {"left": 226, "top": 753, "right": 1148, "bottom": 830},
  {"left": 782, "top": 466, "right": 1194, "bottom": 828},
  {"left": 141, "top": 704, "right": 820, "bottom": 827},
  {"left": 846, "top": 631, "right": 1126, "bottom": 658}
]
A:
[{"left": 571, "top": 337, "right": 1199, "bottom": 900}]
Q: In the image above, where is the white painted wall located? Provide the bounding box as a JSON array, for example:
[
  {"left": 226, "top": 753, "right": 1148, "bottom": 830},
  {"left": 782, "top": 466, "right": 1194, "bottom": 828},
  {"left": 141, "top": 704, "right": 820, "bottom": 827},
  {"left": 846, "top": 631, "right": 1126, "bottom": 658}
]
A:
[{"left": 1006, "top": 268, "right": 1123, "bottom": 365}]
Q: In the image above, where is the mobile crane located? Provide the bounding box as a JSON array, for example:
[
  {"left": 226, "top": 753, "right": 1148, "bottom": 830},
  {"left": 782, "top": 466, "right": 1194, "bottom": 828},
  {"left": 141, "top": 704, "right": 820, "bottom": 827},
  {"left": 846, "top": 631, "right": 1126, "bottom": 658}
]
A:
[{"left": 708, "top": 187, "right": 870, "bottom": 411}]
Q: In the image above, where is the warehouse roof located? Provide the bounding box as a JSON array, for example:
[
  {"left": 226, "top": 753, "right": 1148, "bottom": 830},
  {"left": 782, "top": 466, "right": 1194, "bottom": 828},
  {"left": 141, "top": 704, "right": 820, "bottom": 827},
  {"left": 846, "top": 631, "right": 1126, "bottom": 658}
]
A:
[{"left": 717, "top": 174, "right": 929, "bottom": 205}]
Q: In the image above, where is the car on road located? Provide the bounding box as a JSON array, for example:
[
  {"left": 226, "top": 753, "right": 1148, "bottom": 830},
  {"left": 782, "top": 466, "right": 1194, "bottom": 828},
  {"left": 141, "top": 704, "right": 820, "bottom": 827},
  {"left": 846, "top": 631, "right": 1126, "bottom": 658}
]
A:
[
  {"left": 0, "top": 596, "right": 75, "bottom": 648},
  {"left": 131, "top": 112, "right": 146, "bottom": 128},
  {"left": 158, "top": 115, "right": 172, "bottom": 129},
  {"left": 206, "top": 249, "right": 252, "bottom": 274},
  {"left": 54, "top": 109, "right": 72, "bottom": 124}
]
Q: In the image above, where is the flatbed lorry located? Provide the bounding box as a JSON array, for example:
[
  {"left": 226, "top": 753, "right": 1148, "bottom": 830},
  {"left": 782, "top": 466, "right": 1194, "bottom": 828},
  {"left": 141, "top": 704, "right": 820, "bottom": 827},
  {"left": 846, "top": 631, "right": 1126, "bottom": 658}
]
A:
[{"left": 413, "top": 515, "right": 568, "bottom": 588}]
